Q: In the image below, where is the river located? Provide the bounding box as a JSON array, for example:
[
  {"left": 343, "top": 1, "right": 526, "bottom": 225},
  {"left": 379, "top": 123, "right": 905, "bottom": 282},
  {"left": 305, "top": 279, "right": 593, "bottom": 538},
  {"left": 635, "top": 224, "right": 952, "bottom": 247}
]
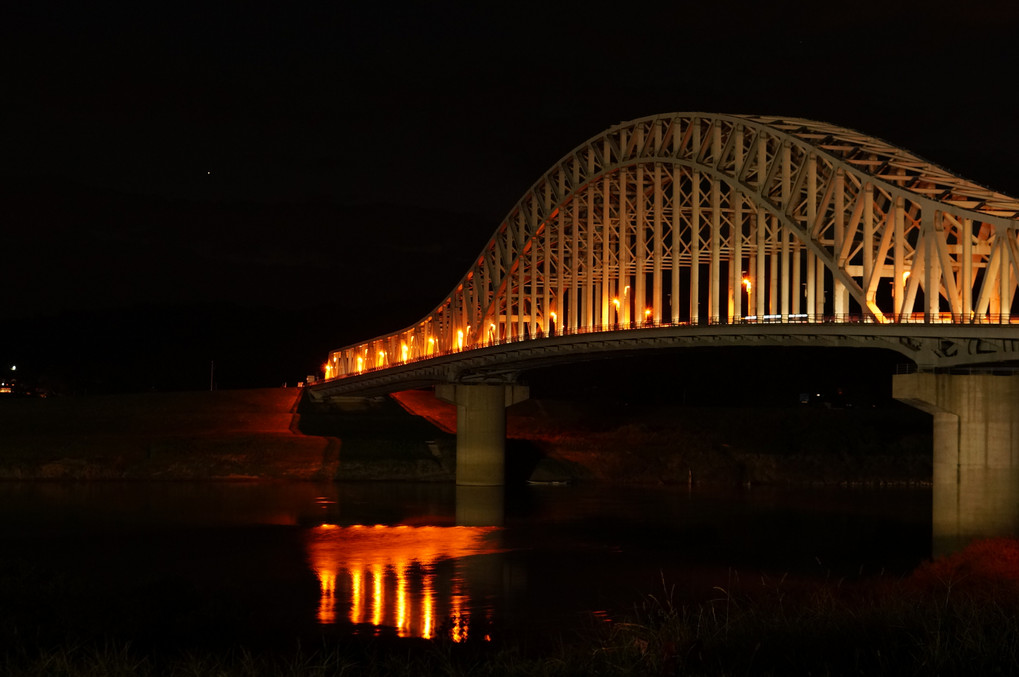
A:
[{"left": 0, "top": 480, "right": 931, "bottom": 647}]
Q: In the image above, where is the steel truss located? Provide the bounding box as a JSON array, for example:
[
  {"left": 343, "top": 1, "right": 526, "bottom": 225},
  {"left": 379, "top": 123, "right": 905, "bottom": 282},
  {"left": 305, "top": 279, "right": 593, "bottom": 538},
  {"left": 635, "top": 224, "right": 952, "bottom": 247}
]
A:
[{"left": 325, "top": 113, "right": 1019, "bottom": 380}]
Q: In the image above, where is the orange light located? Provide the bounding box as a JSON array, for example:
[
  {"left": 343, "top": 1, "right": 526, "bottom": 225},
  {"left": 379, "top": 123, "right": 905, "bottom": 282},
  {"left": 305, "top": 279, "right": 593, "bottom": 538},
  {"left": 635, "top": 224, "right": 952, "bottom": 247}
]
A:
[
  {"left": 401, "top": 343, "right": 409, "bottom": 362},
  {"left": 371, "top": 563, "right": 383, "bottom": 627},
  {"left": 349, "top": 567, "right": 363, "bottom": 624},
  {"left": 317, "top": 570, "right": 337, "bottom": 623},
  {"left": 306, "top": 524, "right": 500, "bottom": 640},
  {"left": 612, "top": 298, "right": 621, "bottom": 310},
  {"left": 742, "top": 277, "right": 752, "bottom": 293},
  {"left": 644, "top": 307, "right": 652, "bottom": 317},
  {"left": 396, "top": 559, "right": 409, "bottom": 637},
  {"left": 456, "top": 329, "right": 464, "bottom": 351},
  {"left": 451, "top": 573, "right": 466, "bottom": 643},
  {"left": 422, "top": 571, "right": 435, "bottom": 639}
]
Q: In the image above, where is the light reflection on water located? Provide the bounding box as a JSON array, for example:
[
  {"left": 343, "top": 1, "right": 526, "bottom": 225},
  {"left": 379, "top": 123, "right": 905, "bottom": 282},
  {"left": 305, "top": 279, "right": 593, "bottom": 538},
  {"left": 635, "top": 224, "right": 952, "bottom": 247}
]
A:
[
  {"left": 305, "top": 524, "right": 501, "bottom": 640},
  {"left": 0, "top": 481, "right": 935, "bottom": 645}
]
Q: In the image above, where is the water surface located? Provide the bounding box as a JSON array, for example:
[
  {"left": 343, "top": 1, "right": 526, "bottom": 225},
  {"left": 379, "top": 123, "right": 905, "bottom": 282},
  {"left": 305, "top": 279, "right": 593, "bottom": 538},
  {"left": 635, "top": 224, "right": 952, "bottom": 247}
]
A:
[{"left": 0, "top": 481, "right": 931, "bottom": 645}]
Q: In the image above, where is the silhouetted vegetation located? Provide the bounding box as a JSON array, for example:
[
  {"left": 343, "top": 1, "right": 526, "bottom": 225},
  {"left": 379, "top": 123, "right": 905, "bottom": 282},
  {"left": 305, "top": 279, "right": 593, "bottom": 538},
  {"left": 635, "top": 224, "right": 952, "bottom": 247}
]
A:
[{"left": 4, "top": 539, "right": 1019, "bottom": 675}]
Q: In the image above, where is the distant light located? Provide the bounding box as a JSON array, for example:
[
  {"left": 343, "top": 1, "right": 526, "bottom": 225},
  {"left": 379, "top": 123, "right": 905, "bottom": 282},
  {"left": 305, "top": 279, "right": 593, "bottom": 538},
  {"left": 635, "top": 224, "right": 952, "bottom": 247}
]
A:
[{"left": 9, "top": 365, "right": 14, "bottom": 371}]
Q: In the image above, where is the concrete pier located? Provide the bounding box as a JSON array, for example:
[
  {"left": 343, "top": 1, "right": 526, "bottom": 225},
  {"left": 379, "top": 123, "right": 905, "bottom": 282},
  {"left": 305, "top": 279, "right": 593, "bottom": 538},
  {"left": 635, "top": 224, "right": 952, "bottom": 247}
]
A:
[
  {"left": 894, "top": 372, "right": 1019, "bottom": 555},
  {"left": 455, "top": 485, "right": 505, "bottom": 526},
  {"left": 435, "top": 383, "right": 529, "bottom": 486}
]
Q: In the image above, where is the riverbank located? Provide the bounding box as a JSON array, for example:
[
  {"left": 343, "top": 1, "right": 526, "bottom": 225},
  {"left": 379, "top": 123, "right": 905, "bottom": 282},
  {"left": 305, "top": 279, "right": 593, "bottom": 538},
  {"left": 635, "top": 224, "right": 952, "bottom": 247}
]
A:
[
  {"left": 0, "top": 387, "right": 932, "bottom": 485},
  {"left": 386, "top": 389, "right": 932, "bottom": 486},
  {"left": 0, "top": 388, "right": 338, "bottom": 480}
]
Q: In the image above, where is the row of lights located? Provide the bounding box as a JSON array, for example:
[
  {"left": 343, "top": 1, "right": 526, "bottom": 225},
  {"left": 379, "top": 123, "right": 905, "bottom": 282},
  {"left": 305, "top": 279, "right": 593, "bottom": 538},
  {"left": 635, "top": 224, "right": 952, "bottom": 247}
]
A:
[{"left": 325, "top": 268, "right": 931, "bottom": 379}]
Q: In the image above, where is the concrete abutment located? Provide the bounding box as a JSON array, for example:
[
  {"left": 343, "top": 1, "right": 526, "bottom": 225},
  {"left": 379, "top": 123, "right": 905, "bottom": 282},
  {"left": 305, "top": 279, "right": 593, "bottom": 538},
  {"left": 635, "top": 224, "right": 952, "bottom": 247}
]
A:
[
  {"left": 894, "top": 372, "right": 1019, "bottom": 554},
  {"left": 434, "top": 383, "right": 529, "bottom": 486}
]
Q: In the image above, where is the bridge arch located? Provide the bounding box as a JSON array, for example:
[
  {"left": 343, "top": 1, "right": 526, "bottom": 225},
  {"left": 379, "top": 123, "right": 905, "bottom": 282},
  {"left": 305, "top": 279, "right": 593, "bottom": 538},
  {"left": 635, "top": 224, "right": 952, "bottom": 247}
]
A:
[{"left": 326, "top": 113, "right": 1019, "bottom": 379}]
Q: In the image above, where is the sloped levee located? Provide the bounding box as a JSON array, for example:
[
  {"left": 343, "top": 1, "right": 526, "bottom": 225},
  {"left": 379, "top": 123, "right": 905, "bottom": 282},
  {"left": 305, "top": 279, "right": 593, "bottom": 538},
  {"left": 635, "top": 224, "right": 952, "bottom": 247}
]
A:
[
  {"left": 0, "top": 388, "right": 338, "bottom": 480},
  {"left": 295, "top": 392, "right": 455, "bottom": 482}
]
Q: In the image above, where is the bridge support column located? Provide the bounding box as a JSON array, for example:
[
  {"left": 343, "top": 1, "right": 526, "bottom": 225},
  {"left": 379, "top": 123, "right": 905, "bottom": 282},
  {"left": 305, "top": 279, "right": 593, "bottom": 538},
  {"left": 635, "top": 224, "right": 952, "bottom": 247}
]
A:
[
  {"left": 435, "top": 384, "right": 529, "bottom": 486},
  {"left": 894, "top": 372, "right": 1019, "bottom": 555}
]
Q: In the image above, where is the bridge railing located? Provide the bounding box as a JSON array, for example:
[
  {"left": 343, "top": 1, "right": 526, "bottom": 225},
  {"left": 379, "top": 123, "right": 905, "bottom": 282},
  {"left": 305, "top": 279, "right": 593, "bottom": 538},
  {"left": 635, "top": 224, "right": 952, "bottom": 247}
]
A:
[
  {"left": 323, "top": 313, "right": 1019, "bottom": 381},
  {"left": 895, "top": 363, "right": 1019, "bottom": 376}
]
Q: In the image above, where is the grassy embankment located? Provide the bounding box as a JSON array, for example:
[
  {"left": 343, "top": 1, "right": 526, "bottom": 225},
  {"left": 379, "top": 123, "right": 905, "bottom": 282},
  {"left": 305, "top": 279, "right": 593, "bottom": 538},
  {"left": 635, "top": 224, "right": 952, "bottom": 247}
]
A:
[
  {"left": 0, "top": 386, "right": 931, "bottom": 485},
  {"left": 0, "top": 388, "right": 336, "bottom": 480},
  {"left": 390, "top": 389, "right": 932, "bottom": 486}
]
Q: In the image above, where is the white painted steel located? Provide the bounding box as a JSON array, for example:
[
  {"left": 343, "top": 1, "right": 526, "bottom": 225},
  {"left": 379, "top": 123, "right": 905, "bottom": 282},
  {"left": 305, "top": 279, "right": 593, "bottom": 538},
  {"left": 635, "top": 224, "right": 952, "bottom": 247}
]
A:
[{"left": 323, "top": 113, "right": 1019, "bottom": 382}]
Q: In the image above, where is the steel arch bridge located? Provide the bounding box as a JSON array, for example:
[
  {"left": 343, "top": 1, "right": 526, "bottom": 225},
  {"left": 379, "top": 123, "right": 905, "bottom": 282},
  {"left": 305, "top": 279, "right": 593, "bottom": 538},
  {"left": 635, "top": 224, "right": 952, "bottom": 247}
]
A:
[{"left": 317, "top": 113, "right": 1019, "bottom": 394}]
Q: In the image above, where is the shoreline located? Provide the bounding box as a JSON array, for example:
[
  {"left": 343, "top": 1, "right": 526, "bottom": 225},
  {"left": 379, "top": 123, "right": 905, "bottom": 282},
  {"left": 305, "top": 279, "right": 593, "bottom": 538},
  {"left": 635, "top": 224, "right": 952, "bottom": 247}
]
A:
[{"left": 0, "top": 387, "right": 932, "bottom": 486}]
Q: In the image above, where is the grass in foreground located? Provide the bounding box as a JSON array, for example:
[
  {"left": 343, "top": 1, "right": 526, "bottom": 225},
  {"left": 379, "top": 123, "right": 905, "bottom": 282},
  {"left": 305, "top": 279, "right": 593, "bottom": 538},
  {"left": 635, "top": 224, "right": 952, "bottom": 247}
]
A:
[{"left": 4, "top": 539, "right": 1019, "bottom": 676}]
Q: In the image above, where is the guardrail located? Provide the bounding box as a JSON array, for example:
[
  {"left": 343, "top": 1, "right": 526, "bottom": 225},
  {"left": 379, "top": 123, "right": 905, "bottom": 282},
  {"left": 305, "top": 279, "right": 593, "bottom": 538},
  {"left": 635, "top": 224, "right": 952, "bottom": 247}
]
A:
[
  {"left": 325, "top": 313, "right": 1019, "bottom": 381},
  {"left": 895, "top": 363, "right": 1019, "bottom": 376}
]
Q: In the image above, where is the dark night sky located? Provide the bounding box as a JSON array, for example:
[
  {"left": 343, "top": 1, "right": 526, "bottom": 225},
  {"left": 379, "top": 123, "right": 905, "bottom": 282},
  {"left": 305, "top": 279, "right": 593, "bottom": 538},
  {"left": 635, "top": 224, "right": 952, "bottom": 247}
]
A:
[{"left": 3, "top": 1, "right": 1019, "bottom": 392}]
